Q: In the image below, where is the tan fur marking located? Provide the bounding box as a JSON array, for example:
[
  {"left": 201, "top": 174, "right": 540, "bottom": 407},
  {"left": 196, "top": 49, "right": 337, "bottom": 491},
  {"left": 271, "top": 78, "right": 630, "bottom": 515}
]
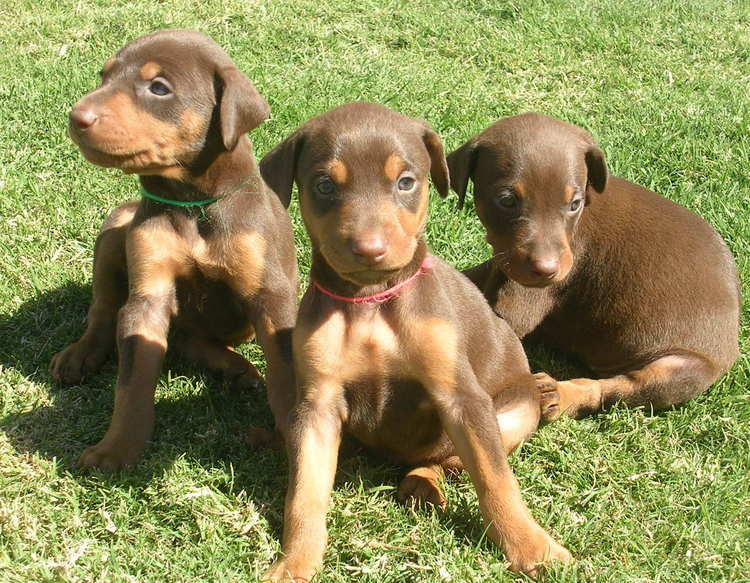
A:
[
  {"left": 495, "top": 400, "right": 538, "bottom": 454},
  {"left": 328, "top": 159, "right": 348, "bottom": 185},
  {"left": 127, "top": 227, "right": 183, "bottom": 299},
  {"left": 225, "top": 232, "right": 267, "bottom": 296},
  {"left": 514, "top": 182, "right": 527, "bottom": 198},
  {"left": 557, "top": 240, "right": 574, "bottom": 280},
  {"left": 190, "top": 230, "right": 267, "bottom": 302},
  {"left": 301, "top": 314, "right": 455, "bottom": 393},
  {"left": 411, "top": 317, "right": 458, "bottom": 392},
  {"left": 555, "top": 378, "right": 602, "bottom": 415},
  {"left": 634, "top": 354, "right": 688, "bottom": 384},
  {"left": 159, "top": 166, "right": 186, "bottom": 180},
  {"left": 139, "top": 61, "right": 161, "bottom": 80},
  {"left": 563, "top": 185, "right": 577, "bottom": 204},
  {"left": 297, "top": 309, "right": 399, "bottom": 387},
  {"left": 91, "top": 92, "right": 202, "bottom": 175},
  {"left": 105, "top": 204, "right": 137, "bottom": 229},
  {"left": 384, "top": 154, "right": 406, "bottom": 182},
  {"left": 179, "top": 108, "right": 205, "bottom": 141},
  {"left": 397, "top": 183, "right": 429, "bottom": 237}
]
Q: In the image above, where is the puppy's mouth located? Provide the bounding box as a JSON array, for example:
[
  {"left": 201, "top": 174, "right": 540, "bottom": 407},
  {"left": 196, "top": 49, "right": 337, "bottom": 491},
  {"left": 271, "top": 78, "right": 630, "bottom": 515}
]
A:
[
  {"left": 499, "top": 260, "right": 568, "bottom": 288},
  {"left": 72, "top": 138, "right": 172, "bottom": 174},
  {"left": 510, "top": 272, "right": 557, "bottom": 288}
]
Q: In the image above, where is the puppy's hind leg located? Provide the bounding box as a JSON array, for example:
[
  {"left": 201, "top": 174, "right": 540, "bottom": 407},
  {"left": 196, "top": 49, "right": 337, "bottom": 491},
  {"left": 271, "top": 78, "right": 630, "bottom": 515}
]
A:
[
  {"left": 50, "top": 203, "right": 136, "bottom": 384},
  {"left": 398, "top": 389, "right": 541, "bottom": 511},
  {"left": 176, "top": 334, "right": 264, "bottom": 391},
  {"left": 495, "top": 393, "right": 541, "bottom": 455},
  {"left": 537, "top": 351, "right": 721, "bottom": 420}
]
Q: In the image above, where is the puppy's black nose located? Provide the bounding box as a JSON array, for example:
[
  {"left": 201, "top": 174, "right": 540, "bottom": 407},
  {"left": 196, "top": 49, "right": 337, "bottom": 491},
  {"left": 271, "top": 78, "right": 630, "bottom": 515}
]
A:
[
  {"left": 530, "top": 257, "right": 559, "bottom": 278},
  {"left": 69, "top": 107, "right": 98, "bottom": 130},
  {"left": 350, "top": 235, "right": 387, "bottom": 264}
]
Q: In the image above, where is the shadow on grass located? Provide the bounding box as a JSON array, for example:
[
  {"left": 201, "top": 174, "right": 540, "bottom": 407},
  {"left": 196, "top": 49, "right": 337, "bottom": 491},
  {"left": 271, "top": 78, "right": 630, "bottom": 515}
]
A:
[
  {"left": 0, "top": 281, "right": 683, "bottom": 548},
  {"left": 0, "top": 282, "right": 286, "bottom": 514}
]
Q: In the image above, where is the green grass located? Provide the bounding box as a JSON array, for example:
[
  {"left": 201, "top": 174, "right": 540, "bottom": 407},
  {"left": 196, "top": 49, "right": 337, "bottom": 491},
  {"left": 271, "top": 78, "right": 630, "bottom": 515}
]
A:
[{"left": 1, "top": 0, "right": 749, "bottom": 581}]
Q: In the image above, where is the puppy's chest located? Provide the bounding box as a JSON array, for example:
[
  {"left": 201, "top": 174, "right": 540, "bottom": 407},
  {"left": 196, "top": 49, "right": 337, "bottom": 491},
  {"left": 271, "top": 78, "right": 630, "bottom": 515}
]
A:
[
  {"left": 304, "top": 310, "right": 444, "bottom": 450},
  {"left": 171, "top": 231, "right": 267, "bottom": 337},
  {"left": 177, "top": 231, "right": 267, "bottom": 298},
  {"left": 493, "top": 283, "right": 557, "bottom": 338},
  {"left": 300, "top": 308, "right": 459, "bottom": 399},
  {"left": 300, "top": 308, "right": 460, "bottom": 458},
  {"left": 306, "top": 311, "right": 404, "bottom": 380}
]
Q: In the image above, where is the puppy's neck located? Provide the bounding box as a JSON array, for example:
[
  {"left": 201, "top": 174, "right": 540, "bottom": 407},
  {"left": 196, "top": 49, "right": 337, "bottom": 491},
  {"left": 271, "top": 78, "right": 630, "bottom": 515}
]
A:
[
  {"left": 310, "top": 239, "right": 429, "bottom": 302},
  {"left": 139, "top": 135, "right": 259, "bottom": 203}
]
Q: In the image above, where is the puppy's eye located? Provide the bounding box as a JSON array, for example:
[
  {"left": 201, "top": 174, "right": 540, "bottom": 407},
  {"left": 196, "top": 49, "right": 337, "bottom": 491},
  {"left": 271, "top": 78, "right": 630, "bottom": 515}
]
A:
[
  {"left": 398, "top": 176, "right": 416, "bottom": 191},
  {"left": 569, "top": 198, "right": 583, "bottom": 212},
  {"left": 149, "top": 80, "right": 171, "bottom": 96},
  {"left": 495, "top": 191, "right": 518, "bottom": 209},
  {"left": 315, "top": 178, "right": 336, "bottom": 198}
]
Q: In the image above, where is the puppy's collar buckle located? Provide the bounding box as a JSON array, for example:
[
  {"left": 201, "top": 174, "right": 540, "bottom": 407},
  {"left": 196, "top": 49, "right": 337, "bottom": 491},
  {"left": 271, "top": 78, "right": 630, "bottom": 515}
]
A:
[{"left": 311, "top": 255, "right": 435, "bottom": 304}]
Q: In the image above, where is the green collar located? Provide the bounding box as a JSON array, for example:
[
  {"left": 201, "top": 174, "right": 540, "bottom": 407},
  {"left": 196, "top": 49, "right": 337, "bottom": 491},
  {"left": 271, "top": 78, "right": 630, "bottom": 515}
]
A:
[{"left": 139, "top": 186, "right": 218, "bottom": 208}]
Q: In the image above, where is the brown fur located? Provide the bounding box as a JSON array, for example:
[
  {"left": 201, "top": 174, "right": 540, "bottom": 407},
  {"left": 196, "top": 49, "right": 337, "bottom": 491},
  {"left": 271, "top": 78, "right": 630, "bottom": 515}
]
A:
[
  {"left": 259, "top": 102, "right": 570, "bottom": 582},
  {"left": 49, "top": 30, "right": 298, "bottom": 470},
  {"left": 448, "top": 112, "right": 740, "bottom": 419}
]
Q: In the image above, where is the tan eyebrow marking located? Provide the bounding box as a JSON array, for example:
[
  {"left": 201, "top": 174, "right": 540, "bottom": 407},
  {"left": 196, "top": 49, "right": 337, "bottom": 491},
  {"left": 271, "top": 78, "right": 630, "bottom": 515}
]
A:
[
  {"left": 384, "top": 154, "right": 406, "bottom": 182},
  {"left": 139, "top": 61, "right": 161, "bottom": 80},
  {"left": 328, "top": 159, "right": 348, "bottom": 184}
]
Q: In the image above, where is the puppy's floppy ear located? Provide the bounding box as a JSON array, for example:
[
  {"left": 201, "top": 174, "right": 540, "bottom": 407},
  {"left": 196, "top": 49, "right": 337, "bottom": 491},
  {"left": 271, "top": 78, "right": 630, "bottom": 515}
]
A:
[
  {"left": 446, "top": 138, "right": 479, "bottom": 209},
  {"left": 421, "top": 126, "right": 450, "bottom": 199},
  {"left": 216, "top": 66, "right": 271, "bottom": 151},
  {"left": 259, "top": 129, "right": 305, "bottom": 208},
  {"left": 585, "top": 144, "right": 608, "bottom": 194}
]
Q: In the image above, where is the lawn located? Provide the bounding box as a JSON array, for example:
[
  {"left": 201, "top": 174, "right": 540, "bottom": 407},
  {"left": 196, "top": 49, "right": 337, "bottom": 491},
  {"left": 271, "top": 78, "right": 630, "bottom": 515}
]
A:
[{"left": 1, "top": 0, "right": 749, "bottom": 581}]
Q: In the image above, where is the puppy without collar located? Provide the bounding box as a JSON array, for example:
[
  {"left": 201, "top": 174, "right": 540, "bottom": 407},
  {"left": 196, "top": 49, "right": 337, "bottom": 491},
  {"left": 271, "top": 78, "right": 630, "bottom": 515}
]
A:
[{"left": 449, "top": 113, "right": 740, "bottom": 420}]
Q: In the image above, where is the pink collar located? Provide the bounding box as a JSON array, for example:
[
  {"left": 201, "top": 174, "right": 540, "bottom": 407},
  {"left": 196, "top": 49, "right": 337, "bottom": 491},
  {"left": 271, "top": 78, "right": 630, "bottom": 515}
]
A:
[{"left": 311, "top": 255, "right": 435, "bottom": 304}]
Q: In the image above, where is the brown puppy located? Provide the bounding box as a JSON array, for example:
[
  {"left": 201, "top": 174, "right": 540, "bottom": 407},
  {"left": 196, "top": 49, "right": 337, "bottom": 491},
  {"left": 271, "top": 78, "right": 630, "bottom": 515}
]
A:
[
  {"left": 259, "top": 102, "right": 571, "bottom": 581},
  {"left": 448, "top": 113, "right": 740, "bottom": 420},
  {"left": 49, "top": 30, "right": 298, "bottom": 470}
]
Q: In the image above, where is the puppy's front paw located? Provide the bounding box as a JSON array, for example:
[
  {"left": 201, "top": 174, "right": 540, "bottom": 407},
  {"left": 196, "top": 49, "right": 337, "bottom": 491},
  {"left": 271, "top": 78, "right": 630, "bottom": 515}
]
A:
[
  {"left": 227, "top": 366, "right": 265, "bottom": 392},
  {"left": 49, "top": 340, "right": 110, "bottom": 384},
  {"left": 397, "top": 472, "right": 447, "bottom": 510},
  {"left": 264, "top": 559, "right": 312, "bottom": 583},
  {"left": 507, "top": 529, "right": 572, "bottom": 578},
  {"left": 534, "top": 372, "right": 561, "bottom": 422},
  {"left": 78, "top": 437, "right": 146, "bottom": 472}
]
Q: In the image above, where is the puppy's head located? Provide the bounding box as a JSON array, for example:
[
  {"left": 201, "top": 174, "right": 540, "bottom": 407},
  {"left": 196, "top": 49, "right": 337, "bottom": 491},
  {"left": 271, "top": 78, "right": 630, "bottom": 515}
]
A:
[
  {"left": 68, "top": 29, "right": 269, "bottom": 177},
  {"left": 260, "top": 102, "right": 449, "bottom": 286},
  {"left": 447, "top": 113, "right": 607, "bottom": 287}
]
